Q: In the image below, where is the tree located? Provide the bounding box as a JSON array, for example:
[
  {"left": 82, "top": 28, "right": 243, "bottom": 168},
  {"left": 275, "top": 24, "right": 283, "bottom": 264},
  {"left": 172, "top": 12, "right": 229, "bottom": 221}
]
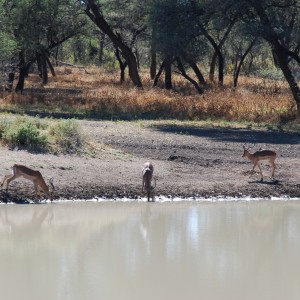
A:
[
  {"left": 0, "top": 0, "right": 85, "bottom": 92},
  {"left": 233, "top": 0, "right": 300, "bottom": 112},
  {"left": 83, "top": 0, "right": 143, "bottom": 88},
  {"left": 149, "top": 0, "right": 204, "bottom": 90}
]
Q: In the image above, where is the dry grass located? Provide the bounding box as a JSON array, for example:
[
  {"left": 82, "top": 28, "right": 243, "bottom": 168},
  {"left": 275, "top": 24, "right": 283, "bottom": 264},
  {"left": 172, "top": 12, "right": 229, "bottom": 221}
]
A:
[{"left": 0, "top": 66, "right": 298, "bottom": 124}]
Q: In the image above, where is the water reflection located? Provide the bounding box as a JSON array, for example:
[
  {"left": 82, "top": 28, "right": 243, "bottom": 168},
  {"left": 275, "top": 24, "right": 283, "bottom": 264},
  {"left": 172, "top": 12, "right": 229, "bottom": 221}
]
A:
[{"left": 0, "top": 201, "right": 300, "bottom": 300}]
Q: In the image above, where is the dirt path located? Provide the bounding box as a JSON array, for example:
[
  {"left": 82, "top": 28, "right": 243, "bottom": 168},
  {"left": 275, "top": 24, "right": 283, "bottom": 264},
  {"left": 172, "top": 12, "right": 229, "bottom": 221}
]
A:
[{"left": 0, "top": 120, "right": 300, "bottom": 203}]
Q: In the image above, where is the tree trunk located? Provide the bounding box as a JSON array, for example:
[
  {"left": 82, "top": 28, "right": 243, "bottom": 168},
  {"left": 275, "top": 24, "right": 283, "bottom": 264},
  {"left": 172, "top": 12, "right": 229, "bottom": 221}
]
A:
[
  {"left": 251, "top": 0, "right": 300, "bottom": 112},
  {"left": 114, "top": 45, "right": 127, "bottom": 82},
  {"left": 99, "top": 33, "right": 105, "bottom": 66},
  {"left": 41, "top": 55, "right": 48, "bottom": 84},
  {"left": 209, "top": 18, "right": 236, "bottom": 81},
  {"left": 176, "top": 57, "right": 203, "bottom": 94},
  {"left": 209, "top": 52, "right": 218, "bottom": 82},
  {"left": 150, "top": 49, "right": 157, "bottom": 80},
  {"left": 15, "top": 66, "right": 28, "bottom": 93},
  {"left": 153, "top": 61, "right": 165, "bottom": 87},
  {"left": 36, "top": 54, "right": 43, "bottom": 78},
  {"left": 182, "top": 55, "right": 206, "bottom": 84},
  {"left": 233, "top": 40, "right": 256, "bottom": 87},
  {"left": 5, "top": 71, "right": 15, "bottom": 92},
  {"left": 84, "top": 0, "right": 143, "bottom": 88},
  {"left": 15, "top": 52, "right": 29, "bottom": 93},
  {"left": 273, "top": 42, "right": 300, "bottom": 112},
  {"left": 164, "top": 58, "right": 172, "bottom": 90},
  {"left": 46, "top": 56, "right": 56, "bottom": 77},
  {"left": 203, "top": 31, "right": 224, "bottom": 84}
]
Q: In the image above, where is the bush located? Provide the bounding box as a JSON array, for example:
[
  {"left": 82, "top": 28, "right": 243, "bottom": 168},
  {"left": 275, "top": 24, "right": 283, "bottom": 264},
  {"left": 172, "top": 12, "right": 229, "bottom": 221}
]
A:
[
  {"left": 0, "top": 116, "right": 84, "bottom": 154},
  {"left": 48, "top": 119, "right": 83, "bottom": 154},
  {"left": 2, "top": 117, "right": 47, "bottom": 151}
]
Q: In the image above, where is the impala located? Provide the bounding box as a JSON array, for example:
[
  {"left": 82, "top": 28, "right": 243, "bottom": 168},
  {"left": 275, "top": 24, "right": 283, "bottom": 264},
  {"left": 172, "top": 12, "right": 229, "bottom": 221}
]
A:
[
  {"left": 242, "top": 144, "right": 276, "bottom": 181},
  {"left": 1, "top": 164, "right": 55, "bottom": 201},
  {"left": 142, "top": 162, "right": 156, "bottom": 202}
]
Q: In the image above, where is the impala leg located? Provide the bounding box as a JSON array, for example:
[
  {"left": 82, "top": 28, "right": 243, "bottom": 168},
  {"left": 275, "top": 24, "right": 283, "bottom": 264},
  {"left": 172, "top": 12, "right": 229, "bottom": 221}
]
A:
[
  {"left": 270, "top": 159, "right": 276, "bottom": 179},
  {"left": 33, "top": 180, "right": 40, "bottom": 202},
  {"left": 5, "top": 174, "right": 21, "bottom": 191},
  {"left": 250, "top": 162, "right": 257, "bottom": 177},
  {"left": 257, "top": 162, "right": 264, "bottom": 181},
  {"left": 1, "top": 175, "right": 12, "bottom": 189}
]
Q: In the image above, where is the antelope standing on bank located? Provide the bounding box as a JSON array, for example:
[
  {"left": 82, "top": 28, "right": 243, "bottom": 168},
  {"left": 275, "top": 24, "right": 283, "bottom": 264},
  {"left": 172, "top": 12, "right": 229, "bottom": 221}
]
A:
[
  {"left": 242, "top": 145, "right": 276, "bottom": 181},
  {"left": 142, "top": 162, "right": 156, "bottom": 202},
  {"left": 1, "top": 164, "right": 55, "bottom": 201}
]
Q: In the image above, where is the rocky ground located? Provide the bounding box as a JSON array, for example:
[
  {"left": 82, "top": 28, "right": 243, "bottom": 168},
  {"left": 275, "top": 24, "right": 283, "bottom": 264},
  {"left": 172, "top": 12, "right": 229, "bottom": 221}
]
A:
[{"left": 0, "top": 120, "right": 299, "bottom": 203}]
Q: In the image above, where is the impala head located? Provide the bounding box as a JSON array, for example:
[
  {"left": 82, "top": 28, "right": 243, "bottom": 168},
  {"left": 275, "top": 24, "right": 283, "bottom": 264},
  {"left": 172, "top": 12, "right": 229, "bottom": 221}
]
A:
[{"left": 242, "top": 144, "right": 254, "bottom": 157}]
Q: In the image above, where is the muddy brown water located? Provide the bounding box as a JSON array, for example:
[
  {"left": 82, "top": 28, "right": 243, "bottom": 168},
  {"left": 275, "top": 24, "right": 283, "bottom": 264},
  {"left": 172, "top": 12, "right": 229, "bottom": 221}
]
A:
[{"left": 0, "top": 200, "right": 300, "bottom": 300}]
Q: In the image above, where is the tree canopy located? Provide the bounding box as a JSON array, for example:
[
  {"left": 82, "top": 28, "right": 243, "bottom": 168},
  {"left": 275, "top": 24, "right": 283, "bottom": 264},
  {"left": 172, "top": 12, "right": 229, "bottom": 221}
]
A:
[{"left": 0, "top": 0, "right": 299, "bottom": 112}]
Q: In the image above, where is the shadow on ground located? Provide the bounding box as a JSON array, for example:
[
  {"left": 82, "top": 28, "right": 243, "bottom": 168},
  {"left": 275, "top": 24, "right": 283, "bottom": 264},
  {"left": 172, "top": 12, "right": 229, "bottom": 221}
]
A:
[
  {"left": 151, "top": 124, "right": 300, "bottom": 145},
  {"left": 248, "top": 179, "right": 282, "bottom": 185}
]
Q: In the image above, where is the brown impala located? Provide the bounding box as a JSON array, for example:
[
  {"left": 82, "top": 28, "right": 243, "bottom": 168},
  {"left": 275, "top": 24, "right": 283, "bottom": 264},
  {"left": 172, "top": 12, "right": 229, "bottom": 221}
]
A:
[
  {"left": 1, "top": 164, "right": 55, "bottom": 201},
  {"left": 142, "top": 162, "right": 156, "bottom": 202},
  {"left": 242, "top": 144, "right": 276, "bottom": 181}
]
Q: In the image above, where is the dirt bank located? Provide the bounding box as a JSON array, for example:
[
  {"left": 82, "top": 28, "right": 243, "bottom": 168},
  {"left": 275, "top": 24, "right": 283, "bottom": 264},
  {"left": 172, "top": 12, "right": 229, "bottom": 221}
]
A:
[{"left": 0, "top": 120, "right": 299, "bottom": 203}]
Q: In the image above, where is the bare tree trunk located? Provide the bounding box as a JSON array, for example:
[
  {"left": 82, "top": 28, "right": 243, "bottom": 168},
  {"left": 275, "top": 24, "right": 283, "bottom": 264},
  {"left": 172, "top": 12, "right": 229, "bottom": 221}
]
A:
[
  {"left": 15, "top": 51, "right": 32, "bottom": 93},
  {"left": 233, "top": 40, "right": 256, "bottom": 87},
  {"left": 164, "top": 58, "right": 172, "bottom": 90},
  {"left": 209, "top": 18, "right": 236, "bottom": 81},
  {"left": 46, "top": 56, "right": 56, "bottom": 77},
  {"left": 176, "top": 57, "right": 203, "bottom": 94},
  {"left": 209, "top": 53, "right": 218, "bottom": 82},
  {"left": 84, "top": 0, "right": 143, "bottom": 88},
  {"left": 36, "top": 54, "right": 43, "bottom": 78},
  {"left": 150, "top": 49, "right": 157, "bottom": 80},
  {"left": 6, "top": 73, "right": 15, "bottom": 91},
  {"left": 202, "top": 30, "right": 224, "bottom": 84},
  {"left": 114, "top": 45, "right": 127, "bottom": 82},
  {"left": 40, "top": 55, "right": 48, "bottom": 85},
  {"left": 182, "top": 55, "right": 206, "bottom": 84},
  {"left": 273, "top": 42, "right": 300, "bottom": 112},
  {"left": 99, "top": 32, "right": 105, "bottom": 66},
  {"left": 153, "top": 60, "right": 165, "bottom": 87}
]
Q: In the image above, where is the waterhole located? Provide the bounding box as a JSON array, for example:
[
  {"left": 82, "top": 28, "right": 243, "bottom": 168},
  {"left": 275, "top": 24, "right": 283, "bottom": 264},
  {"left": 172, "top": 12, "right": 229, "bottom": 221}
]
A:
[{"left": 0, "top": 199, "right": 299, "bottom": 300}]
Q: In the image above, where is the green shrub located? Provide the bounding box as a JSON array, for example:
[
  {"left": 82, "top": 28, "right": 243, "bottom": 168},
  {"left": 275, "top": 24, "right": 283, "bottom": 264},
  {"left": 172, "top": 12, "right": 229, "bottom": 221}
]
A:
[
  {"left": 48, "top": 119, "right": 83, "bottom": 154},
  {"left": 2, "top": 117, "right": 47, "bottom": 151},
  {"left": 0, "top": 116, "right": 84, "bottom": 154}
]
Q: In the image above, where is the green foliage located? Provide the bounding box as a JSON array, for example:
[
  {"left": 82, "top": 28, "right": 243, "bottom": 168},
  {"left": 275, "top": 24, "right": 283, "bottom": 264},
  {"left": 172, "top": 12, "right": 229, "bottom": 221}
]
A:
[
  {"left": 0, "top": 116, "right": 84, "bottom": 154},
  {"left": 255, "top": 69, "right": 285, "bottom": 81},
  {"left": 149, "top": 0, "right": 199, "bottom": 57},
  {"left": 1, "top": 116, "right": 47, "bottom": 151},
  {"left": 0, "top": 32, "right": 18, "bottom": 61},
  {"left": 48, "top": 119, "right": 83, "bottom": 154}
]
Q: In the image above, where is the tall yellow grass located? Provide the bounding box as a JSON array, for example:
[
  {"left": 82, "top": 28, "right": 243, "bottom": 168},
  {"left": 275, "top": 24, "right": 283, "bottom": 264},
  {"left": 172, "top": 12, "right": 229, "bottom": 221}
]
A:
[{"left": 0, "top": 66, "right": 297, "bottom": 124}]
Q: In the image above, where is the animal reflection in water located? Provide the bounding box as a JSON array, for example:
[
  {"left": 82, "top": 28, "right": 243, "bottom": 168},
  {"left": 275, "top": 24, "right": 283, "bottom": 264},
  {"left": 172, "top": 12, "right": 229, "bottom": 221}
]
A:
[
  {"left": 0, "top": 205, "right": 54, "bottom": 235},
  {"left": 142, "top": 162, "right": 156, "bottom": 202},
  {"left": 242, "top": 144, "right": 277, "bottom": 182},
  {"left": 1, "top": 164, "right": 55, "bottom": 202}
]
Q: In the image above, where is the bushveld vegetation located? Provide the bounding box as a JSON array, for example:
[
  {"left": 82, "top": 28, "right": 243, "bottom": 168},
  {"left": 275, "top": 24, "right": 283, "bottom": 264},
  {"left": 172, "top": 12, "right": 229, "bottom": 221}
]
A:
[
  {"left": 0, "top": 65, "right": 299, "bottom": 154},
  {"left": 0, "top": 0, "right": 299, "bottom": 151},
  {"left": 0, "top": 67, "right": 297, "bottom": 124},
  {"left": 0, "top": 115, "right": 83, "bottom": 154}
]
